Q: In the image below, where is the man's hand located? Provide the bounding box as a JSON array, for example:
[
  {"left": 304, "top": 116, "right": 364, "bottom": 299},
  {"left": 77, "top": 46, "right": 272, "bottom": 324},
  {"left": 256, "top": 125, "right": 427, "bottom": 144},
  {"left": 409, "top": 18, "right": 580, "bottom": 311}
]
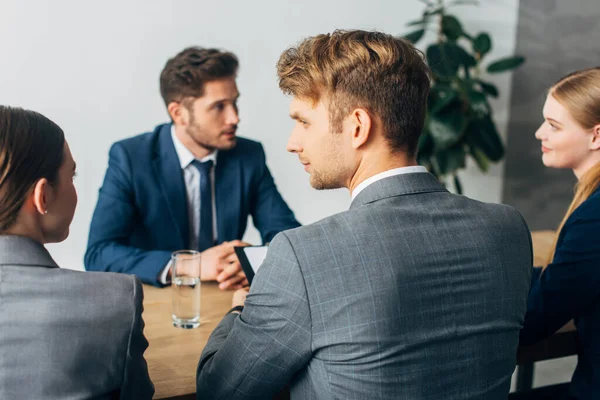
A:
[
  {"left": 232, "top": 287, "right": 249, "bottom": 308},
  {"left": 200, "top": 240, "right": 250, "bottom": 290}
]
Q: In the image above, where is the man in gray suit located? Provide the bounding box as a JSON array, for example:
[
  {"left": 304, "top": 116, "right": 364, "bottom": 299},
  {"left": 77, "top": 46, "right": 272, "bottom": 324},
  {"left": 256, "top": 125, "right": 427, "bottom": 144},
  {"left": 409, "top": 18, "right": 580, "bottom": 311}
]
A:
[{"left": 196, "top": 30, "right": 532, "bottom": 399}]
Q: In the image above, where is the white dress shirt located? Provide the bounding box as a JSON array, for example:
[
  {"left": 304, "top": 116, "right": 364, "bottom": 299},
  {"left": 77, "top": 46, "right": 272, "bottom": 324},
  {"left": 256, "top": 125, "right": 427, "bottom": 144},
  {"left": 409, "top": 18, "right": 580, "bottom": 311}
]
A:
[
  {"left": 351, "top": 166, "right": 428, "bottom": 201},
  {"left": 159, "top": 126, "right": 218, "bottom": 284}
]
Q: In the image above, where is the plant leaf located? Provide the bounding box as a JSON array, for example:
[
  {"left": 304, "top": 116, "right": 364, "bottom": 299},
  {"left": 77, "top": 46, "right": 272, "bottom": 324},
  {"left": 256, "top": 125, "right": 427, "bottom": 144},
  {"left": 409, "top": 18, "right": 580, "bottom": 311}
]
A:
[
  {"left": 406, "top": 18, "right": 428, "bottom": 27},
  {"left": 417, "top": 130, "right": 434, "bottom": 169},
  {"left": 442, "top": 15, "right": 463, "bottom": 41},
  {"left": 427, "top": 43, "right": 475, "bottom": 77},
  {"left": 427, "top": 43, "right": 459, "bottom": 77},
  {"left": 473, "top": 33, "right": 492, "bottom": 56},
  {"left": 465, "top": 114, "right": 504, "bottom": 161},
  {"left": 468, "top": 89, "right": 490, "bottom": 116},
  {"left": 487, "top": 56, "right": 525, "bottom": 73},
  {"left": 427, "top": 107, "right": 467, "bottom": 150},
  {"left": 469, "top": 146, "right": 490, "bottom": 172},
  {"left": 476, "top": 79, "right": 499, "bottom": 98},
  {"left": 455, "top": 45, "right": 476, "bottom": 68},
  {"left": 403, "top": 29, "right": 426, "bottom": 44},
  {"left": 430, "top": 87, "right": 460, "bottom": 114},
  {"left": 435, "top": 145, "right": 466, "bottom": 176},
  {"left": 453, "top": 175, "right": 463, "bottom": 194}
]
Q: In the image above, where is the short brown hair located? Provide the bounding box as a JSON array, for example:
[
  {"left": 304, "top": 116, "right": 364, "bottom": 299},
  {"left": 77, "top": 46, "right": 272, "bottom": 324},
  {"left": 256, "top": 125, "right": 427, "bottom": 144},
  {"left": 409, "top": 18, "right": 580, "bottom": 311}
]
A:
[
  {"left": 0, "top": 106, "right": 65, "bottom": 231},
  {"left": 277, "top": 30, "right": 431, "bottom": 155},
  {"left": 159, "top": 47, "right": 239, "bottom": 107}
]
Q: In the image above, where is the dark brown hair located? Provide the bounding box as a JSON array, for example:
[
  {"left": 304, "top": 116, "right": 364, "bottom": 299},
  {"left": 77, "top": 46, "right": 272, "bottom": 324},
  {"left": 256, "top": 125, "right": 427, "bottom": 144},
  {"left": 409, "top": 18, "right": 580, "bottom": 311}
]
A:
[
  {"left": 0, "top": 106, "right": 65, "bottom": 231},
  {"left": 277, "top": 29, "right": 431, "bottom": 155},
  {"left": 159, "top": 47, "right": 239, "bottom": 108}
]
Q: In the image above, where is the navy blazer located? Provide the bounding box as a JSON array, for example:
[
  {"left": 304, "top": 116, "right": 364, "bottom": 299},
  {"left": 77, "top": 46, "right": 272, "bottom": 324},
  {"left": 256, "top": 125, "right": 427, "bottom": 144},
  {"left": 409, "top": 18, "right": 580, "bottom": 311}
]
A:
[
  {"left": 85, "top": 124, "right": 300, "bottom": 286},
  {"left": 520, "top": 187, "right": 600, "bottom": 400}
]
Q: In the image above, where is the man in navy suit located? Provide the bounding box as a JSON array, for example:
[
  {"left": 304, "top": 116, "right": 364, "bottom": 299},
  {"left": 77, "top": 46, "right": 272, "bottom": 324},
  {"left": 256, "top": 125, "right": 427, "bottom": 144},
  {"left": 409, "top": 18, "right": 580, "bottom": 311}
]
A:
[{"left": 85, "top": 47, "right": 300, "bottom": 287}]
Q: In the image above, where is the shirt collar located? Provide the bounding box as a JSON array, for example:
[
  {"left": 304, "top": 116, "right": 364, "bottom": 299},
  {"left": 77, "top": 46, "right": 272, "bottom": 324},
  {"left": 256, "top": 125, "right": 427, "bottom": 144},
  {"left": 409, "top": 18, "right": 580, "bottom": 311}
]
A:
[
  {"left": 170, "top": 125, "right": 218, "bottom": 169},
  {"left": 351, "top": 166, "right": 428, "bottom": 201}
]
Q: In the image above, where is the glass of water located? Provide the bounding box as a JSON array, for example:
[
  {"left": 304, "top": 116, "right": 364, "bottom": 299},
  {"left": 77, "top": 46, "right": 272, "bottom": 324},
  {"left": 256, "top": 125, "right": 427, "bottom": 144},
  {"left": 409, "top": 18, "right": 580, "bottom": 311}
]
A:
[{"left": 171, "top": 250, "right": 201, "bottom": 329}]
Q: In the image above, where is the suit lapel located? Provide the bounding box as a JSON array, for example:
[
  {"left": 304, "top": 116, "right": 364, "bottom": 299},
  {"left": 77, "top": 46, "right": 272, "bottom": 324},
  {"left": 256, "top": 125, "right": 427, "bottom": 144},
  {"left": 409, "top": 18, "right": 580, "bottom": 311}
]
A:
[
  {"left": 215, "top": 150, "right": 242, "bottom": 242},
  {"left": 151, "top": 125, "right": 189, "bottom": 247}
]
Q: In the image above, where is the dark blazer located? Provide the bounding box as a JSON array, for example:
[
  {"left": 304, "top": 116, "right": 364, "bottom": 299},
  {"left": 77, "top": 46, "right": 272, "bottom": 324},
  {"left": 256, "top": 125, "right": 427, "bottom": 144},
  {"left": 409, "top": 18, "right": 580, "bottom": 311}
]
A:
[
  {"left": 0, "top": 235, "right": 154, "bottom": 399},
  {"left": 85, "top": 123, "right": 300, "bottom": 286},
  {"left": 197, "top": 173, "right": 533, "bottom": 400},
  {"left": 520, "top": 188, "right": 600, "bottom": 400}
]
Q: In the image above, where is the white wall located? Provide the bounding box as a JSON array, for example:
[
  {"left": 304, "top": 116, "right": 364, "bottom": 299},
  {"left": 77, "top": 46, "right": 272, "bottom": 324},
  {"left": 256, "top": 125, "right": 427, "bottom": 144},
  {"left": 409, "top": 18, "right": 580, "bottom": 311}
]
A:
[{"left": 0, "top": 0, "right": 519, "bottom": 270}]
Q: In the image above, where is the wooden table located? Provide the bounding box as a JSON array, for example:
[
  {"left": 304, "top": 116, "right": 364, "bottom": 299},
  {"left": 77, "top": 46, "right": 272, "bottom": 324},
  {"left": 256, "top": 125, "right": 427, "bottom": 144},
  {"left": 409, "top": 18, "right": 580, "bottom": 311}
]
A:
[
  {"left": 142, "top": 230, "right": 574, "bottom": 398},
  {"left": 143, "top": 281, "right": 233, "bottom": 399},
  {"left": 530, "top": 230, "right": 555, "bottom": 267}
]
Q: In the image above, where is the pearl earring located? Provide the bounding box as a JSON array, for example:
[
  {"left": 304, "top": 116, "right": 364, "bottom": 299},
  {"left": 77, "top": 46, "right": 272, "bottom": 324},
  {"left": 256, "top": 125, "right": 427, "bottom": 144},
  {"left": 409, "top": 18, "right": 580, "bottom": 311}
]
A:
[{"left": 44, "top": 210, "right": 48, "bottom": 214}]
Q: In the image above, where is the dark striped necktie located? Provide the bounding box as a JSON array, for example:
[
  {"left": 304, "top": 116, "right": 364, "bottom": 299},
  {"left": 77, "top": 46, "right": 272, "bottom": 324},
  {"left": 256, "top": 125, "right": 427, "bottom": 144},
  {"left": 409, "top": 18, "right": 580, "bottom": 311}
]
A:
[{"left": 191, "top": 159, "right": 214, "bottom": 251}]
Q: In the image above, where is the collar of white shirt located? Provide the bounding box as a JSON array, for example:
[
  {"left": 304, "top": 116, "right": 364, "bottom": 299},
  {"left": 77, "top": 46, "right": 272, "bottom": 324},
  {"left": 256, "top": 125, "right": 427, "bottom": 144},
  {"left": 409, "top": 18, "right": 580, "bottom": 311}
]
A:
[
  {"left": 351, "top": 166, "right": 428, "bottom": 201},
  {"left": 170, "top": 125, "right": 218, "bottom": 168}
]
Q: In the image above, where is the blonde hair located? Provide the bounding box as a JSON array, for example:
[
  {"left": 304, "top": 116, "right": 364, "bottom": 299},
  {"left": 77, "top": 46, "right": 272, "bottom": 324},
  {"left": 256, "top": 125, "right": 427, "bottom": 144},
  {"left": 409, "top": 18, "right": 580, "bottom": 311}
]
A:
[
  {"left": 545, "top": 67, "right": 600, "bottom": 267},
  {"left": 276, "top": 29, "right": 431, "bottom": 155}
]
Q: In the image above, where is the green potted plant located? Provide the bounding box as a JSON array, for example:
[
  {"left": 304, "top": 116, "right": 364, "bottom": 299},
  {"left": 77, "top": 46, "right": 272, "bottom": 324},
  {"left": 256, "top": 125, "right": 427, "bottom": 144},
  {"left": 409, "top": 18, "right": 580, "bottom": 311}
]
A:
[{"left": 404, "top": 0, "right": 525, "bottom": 193}]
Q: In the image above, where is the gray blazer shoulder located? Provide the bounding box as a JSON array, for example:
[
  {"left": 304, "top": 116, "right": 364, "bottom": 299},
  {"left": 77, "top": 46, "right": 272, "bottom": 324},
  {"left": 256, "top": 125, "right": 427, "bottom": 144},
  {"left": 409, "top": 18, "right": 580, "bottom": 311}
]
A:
[{"left": 0, "top": 235, "right": 154, "bottom": 400}]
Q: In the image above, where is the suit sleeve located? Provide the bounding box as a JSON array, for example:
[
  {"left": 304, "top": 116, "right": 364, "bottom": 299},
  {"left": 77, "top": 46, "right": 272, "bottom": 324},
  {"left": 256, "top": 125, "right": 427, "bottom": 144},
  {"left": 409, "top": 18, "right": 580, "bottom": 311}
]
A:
[
  {"left": 120, "top": 276, "right": 154, "bottom": 400},
  {"left": 84, "top": 142, "right": 172, "bottom": 286},
  {"left": 250, "top": 144, "right": 301, "bottom": 243},
  {"left": 520, "top": 216, "right": 600, "bottom": 344},
  {"left": 196, "top": 232, "right": 312, "bottom": 399}
]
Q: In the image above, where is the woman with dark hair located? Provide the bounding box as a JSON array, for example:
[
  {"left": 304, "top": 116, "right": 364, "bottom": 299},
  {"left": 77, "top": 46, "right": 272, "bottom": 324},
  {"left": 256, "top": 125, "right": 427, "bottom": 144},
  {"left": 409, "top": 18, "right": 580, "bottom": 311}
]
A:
[
  {"left": 0, "top": 106, "right": 154, "bottom": 399},
  {"left": 518, "top": 67, "right": 600, "bottom": 400}
]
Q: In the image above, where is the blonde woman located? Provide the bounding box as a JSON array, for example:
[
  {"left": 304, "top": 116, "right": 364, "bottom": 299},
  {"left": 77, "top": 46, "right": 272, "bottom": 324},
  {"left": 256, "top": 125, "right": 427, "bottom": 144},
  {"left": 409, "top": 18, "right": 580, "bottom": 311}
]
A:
[{"left": 520, "top": 67, "right": 600, "bottom": 400}]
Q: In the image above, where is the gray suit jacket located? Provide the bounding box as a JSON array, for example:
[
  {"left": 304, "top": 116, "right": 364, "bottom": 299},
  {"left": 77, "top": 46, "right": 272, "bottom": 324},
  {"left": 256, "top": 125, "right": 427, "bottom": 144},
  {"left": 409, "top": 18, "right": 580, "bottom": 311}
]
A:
[
  {"left": 197, "top": 173, "right": 533, "bottom": 399},
  {"left": 0, "top": 235, "right": 154, "bottom": 400}
]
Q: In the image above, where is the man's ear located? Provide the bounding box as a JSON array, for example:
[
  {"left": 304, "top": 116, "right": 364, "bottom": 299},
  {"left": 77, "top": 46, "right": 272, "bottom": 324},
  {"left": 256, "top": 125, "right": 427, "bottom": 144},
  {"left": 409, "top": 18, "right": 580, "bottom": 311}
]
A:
[
  {"left": 350, "top": 108, "right": 372, "bottom": 149},
  {"left": 591, "top": 124, "right": 600, "bottom": 151},
  {"left": 31, "top": 178, "right": 51, "bottom": 215},
  {"left": 167, "top": 102, "right": 190, "bottom": 126}
]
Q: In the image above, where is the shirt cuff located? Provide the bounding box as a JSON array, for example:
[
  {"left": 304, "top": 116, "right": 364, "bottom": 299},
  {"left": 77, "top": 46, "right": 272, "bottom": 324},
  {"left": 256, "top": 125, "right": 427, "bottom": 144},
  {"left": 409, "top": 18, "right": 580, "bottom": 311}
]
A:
[
  {"left": 227, "top": 305, "right": 244, "bottom": 315},
  {"left": 159, "top": 260, "right": 172, "bottom": 285}
]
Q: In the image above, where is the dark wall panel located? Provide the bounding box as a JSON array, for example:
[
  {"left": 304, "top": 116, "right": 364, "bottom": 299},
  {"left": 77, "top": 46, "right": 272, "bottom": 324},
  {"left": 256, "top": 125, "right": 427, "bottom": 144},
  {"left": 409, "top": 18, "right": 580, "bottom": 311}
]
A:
[{"left": 503, "top": 0, "right": 600, "bottom": 229}]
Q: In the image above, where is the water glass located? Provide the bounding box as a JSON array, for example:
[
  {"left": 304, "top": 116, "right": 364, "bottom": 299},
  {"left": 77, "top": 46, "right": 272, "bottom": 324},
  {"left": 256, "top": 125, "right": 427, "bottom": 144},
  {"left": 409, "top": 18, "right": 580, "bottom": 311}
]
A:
[{"left": 171, "top": 250, "right": 201, "bottom": 329}]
